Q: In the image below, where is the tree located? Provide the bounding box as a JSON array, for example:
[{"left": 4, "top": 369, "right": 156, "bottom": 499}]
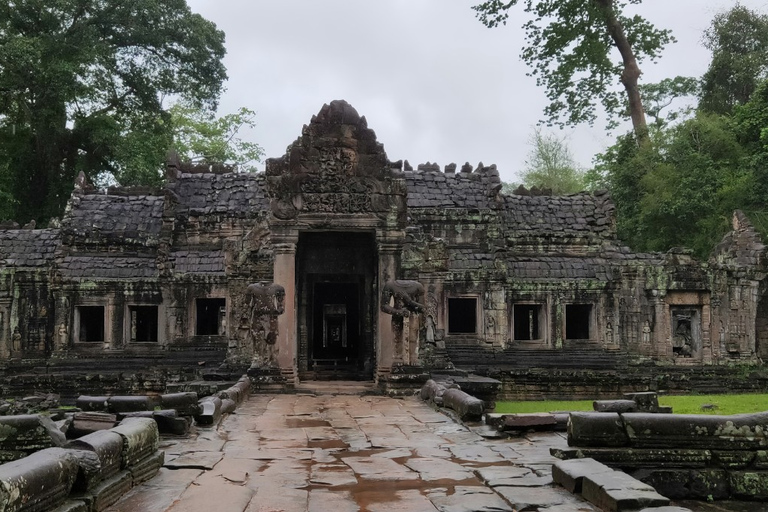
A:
[
  {"left": 473, "top": 0, "right": 674, "bottom": 143},
  {"left": 520, "top": 128, "right": 585, "bottom": 194},
  {"left": 700, "top": 4, "right": 768, "bottom": 115},
  {"left": 0, "top": 0, "right": 227, "bottom": 223}
]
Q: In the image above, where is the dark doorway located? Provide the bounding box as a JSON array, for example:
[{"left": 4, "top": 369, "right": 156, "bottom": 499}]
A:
[
  {"left": 448, "top": 298, "right": 477, "bottom": 334},
  {"left": 196, "top": 298, "right": 225, "bottom": 336},
  {"left": 297, "top": 231, "right": 376, "bottom": 380},
  {"left": 77, "top": 306, "right": 105, "bottom": 342},
  {"left": 565, "top": 304, "right": 592, "bottom": 340},
  {"left": 129, "top": 306, "right": 159, "bottom": 342}
]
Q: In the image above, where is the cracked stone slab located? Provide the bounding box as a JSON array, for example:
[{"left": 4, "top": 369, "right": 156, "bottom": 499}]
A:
[
  {"left": 308, "top": 489, "right": 359, "bottom": 512},
  {"left": 474, "top": 466, "right": 533, "bottom": 486},
  {"left": 247, "top": 487, "right": 307, "bottom": 512},
  {"left": 365, "top": 489, "right": 439, "bottom": 511},
  {"left": 342, "top": 456, "right": 419, "bottom": 481},
  {"left": 310, "top": 463, "right": 358, "bottom": 487},
  {"left": 494, "top": 485, "right": 578, "bottom": 510},
  {"left": 427, "top": 485, "right": 513, "bottom": 512},
  {"left": 404, "top": 457, "right": 476, "bottom": 481},
  {"left": 163, "top": 451, "right": 223, "bottom": 470},
  {"left": 166, "top": 478, "right": 254, "bottom": 512},
  {"left": 448, "top": 444, "right": 506, "bottom": 463}
]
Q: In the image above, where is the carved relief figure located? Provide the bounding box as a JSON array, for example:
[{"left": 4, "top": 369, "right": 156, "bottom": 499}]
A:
[
  {"left": 381, "top": 280, "right": 424, "bottom": 364},
  {"left": 245, "top": 282, "right": 286, "bottom": 367},
  {"left": 11, "top": 326, "right": 21, "bottom": 352}
]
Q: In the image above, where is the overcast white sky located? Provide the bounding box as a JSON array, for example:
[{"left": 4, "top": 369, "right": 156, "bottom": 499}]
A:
[{"left": 186, "top": 0, "right": 768, "bottom": 184}]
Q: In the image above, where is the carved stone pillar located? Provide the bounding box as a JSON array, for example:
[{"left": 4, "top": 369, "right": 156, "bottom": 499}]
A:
[
  {"left": 377, "top": 242, "right": 399, "bottom": 374},
  {"left": 273, "top": 238, "right": 297, "bottom": 376}
]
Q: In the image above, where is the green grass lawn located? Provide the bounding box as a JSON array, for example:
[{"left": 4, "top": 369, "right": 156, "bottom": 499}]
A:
[{"left": 494, "top": 394, "right": 768, "bottom": 415}]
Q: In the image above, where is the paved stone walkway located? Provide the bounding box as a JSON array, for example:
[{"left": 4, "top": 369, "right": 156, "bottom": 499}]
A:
[{"left": 106, "top": 393, "right": 601, "bottom": 512}]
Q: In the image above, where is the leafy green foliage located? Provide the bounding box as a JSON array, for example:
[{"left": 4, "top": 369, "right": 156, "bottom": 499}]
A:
[
  {"left": 521, "top": 128, "right": 585, "bottom": 194},
  {"left": 169, "top": 103, "right": 264, "bottom": 172},
  {"left": 700, "top": 4, "right": 768, "bottom": 115},
  {"left": 473, "top": 0, "right": 674, "bottom": 140},
  {"left": 0, "top": 0, "right": 227, "bottom": 222}
]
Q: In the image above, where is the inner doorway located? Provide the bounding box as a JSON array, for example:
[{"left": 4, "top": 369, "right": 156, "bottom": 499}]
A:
[{"left": 297, "top": 231, "right": 376, "bottom": 380}]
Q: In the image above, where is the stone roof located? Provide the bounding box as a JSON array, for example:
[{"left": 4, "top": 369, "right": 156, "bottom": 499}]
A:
[
  {"left": 0, "top": 229, "right": 59, "bottom": 269},
  {"left": 405, "top": 167, "right": 500, "bottom": 210},
  {"left": 59, "top": 256, "right": 158, "bottom": 279},
  {"left": 168, "top": 172, "right": 269, "bottom": 217},
  {"left": 63, "top": 193, "right": 164, "bottom": 243},
  {"left": 507, "top": 256, "right": 609, "bottom": 280},
  {"left": 449, "top": 249, "right": 495, "bottom": 270},
  {"left": 710, "top": 210, "right": 766, "bottom": 269},
  {"left": 502, "top": 193, "right": 615, "bottom": 237},
  {"left": 171, "top": 250, "right": 226, "bottom": 274}
]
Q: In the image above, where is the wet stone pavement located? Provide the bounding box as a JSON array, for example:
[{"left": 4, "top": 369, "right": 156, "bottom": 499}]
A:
[{"left": 105, "top": 393, "right": 599, "bottom": 512}]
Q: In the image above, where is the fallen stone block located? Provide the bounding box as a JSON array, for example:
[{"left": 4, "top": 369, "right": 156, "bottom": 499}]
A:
[
  {"left": 551, "top": 447, "right": 713, "bottom": 468},
  {"left": 485, "top": 413, "right": 504, "bottom": 428},
  {"left": 622, "top": 412, "right": 768, "bottom": 450},
  {"left": 194, "top": 397, "right": 222, "bottom": 426},
  {"left": 111, "top": 417, "right": 159, "bottom": 468},
  {"left": 107, "top": 396, "right": 158, "bottom": 414},
  {"left": 593, "top": 400, "right": 637, "bottom": 413},
  {"left": 217, "top": 378, "right": 251, "bottom": 406},
  {"left": 68, "top": 412, "right": 118, "bottom": 438},
  {"left": 630, "top": 468, "right": 729, "bottom": 500},
  {"left": 658, "top": 406, "right": 673, "bottom": 414},
  {"left": 67, "top": 430, "right": 124, "bottom": 491},
  {"left": 623, "top": 392, "right": 659, "bottom": 413},
  {"left": 73, "top": 470, "right": 132, "bottom": 512},
  {"left": 0, "top": 447, "right": 79, "bottom": 512},
  {"left": 552, "top": 412, "right": 570, "bottom": 432},
  {"left": 441, "top": 388, "right": 484, "bottom": 421},
  {"left": 0, "top": 414, "right": 66, "bottom": 457},
  {"left": 75, "top": 396, "right": 110, "bottom": 412},
  {"left": 582, "top": 470, "right": 670, "bottom": 512},
  {"left": 159, "top": 392, "right": 201, "bottom": 416},
  {"left": 128, "top": 450, "right": 164, "bottom": 485},
  {"left": 220, "top": 398, "right": 237, "bottom": 415},
  {"left": 117, "top": 410, "right": 190, "bottom": 436},
  {"left": 568, "top": 412, "right": 629, "bottom": 448},
  {"left": 552, "top": 458, "right": 615, "bottom": 493},
  {"left": 729, "top": 470, "right": 768, "bottom": 500},
  {"left": 499, "top": 413, "right": 557, "bottom": 433},
  {"left": 638, "top": 508, "right": 692, "bottom": 512}
]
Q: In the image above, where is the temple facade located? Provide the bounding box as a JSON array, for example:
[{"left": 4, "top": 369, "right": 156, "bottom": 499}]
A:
[{"left": 1, "top": 100, "right": 766, "bottom": 389}]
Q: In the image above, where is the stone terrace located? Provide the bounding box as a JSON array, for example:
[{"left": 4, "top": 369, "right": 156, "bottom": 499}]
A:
[{"left": 106, "top": 394, "right": 599, "bottom": 512}]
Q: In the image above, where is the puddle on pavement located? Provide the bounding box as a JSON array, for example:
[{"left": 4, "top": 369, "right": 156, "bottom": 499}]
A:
[{"left": 285, "top": 418, "right": 331, "bottom": 428}]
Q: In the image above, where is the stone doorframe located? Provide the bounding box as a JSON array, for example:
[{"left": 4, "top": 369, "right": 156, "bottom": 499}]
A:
[{"left": 270, "top": 220, "right": 405, "bottom": 384}]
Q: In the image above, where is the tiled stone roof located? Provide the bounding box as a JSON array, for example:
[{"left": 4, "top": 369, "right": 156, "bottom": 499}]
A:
[
  {"left": 0, "top": 229, "right": 59, "bottom": 268},
  {"left": 59, "top": 256, "right": 158, "bottom": 279},
  {"left": 507, "top": 257, "right": 609, "bottom": 280},
  {"left": 169, "top": 172, "right": 269, "bottom": 217},
  {"left": 502, "top": 193, "right": 614, "bottom": 237},
  {"left": 449, "top": 249, "right": 494, "bottom": 270},
  {"left": 171, "top": 250, "right": 225, "bottom": 274},
  {"left": 64, "top": 194, "right": 164, "bottom": 243},
  {"left": 405, "top": 169, "right": 499, "bottom": 210}
]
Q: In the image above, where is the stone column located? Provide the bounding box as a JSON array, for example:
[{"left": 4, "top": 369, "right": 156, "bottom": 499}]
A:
[
  {"left": 377, "top": 242, "right": 399, "bottom": 374},
  {"left": 273, "top": 238, "right": 297, "bottom": 375}
]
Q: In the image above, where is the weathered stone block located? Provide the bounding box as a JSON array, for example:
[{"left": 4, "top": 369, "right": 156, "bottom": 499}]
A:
[
  {"left": 630, "top": 468, "right": 729, "bottom": 500},
  {"left": 67, "top": 430, "right": 124, "bottom": 490},
  {"left": 107, "top": 396, "right": 157, "bottom": 414},
  {"left": 0, "top": 414, "right": 66, "bottom": 455},
  {"left": 73, "top": 470, "right": 132, "bottom": 512},
  {"left": 220, "top": 398, "right": 236, "bottom": 415},
  {"left": 441, "top": 388, "right": 484, "bottom": 421},
  {"left": 568, "top": 412, "right": 629, "bottom": 447},
  {"left": 128, "top": 451, "right": 164, "bottom": 485},
  {"left": 499, "top": 413, "right": 557, "bottom": 433},
  {"left": 551, "top": 447, "right": 713, "bottom": 468},
  {"left": 110, "top": 418, "right": 159, "bottom": 468},
  {"left": 75, "top": 396, "right": 110, "bottom": 412},
  {"left": 159, "top": 392, "right": 201, "bottom": 416},
  {"left": 552, "top": 458, "right": 615, "bottom": 493},
  {"left": 729, "top": 471, "right": 768, "bottom": 500},
  {"left": 622, "top": 412, "right": 768, "bottom": 450},
  {"left": 582, "top": 470, "right": 669, "bottom": 512},
  {"left": 0, "top": 447, "right": 79, "bottom": 512},
  {"left": 593, "top": 400, "right": 637, "bottom": 413},
  {"left": 68, "top": 412, "right": 117, "bottom": 438},
  {"left": 195, "top": 397, "right": 222, "bottom": 426},
  {"left": 50, "top": 501, "right": 88, "bottom": 512},
  {"left": 623, "top": 392, "right": 659, "bottom": 413}
]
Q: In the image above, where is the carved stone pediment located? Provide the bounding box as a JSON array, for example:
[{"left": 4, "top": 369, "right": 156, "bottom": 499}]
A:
[{"left": 265, "top": 100, "right": 406, "bottom": 221}]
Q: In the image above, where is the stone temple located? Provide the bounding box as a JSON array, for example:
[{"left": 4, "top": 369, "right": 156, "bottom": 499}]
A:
[{"left": 1, "top": 100, "right": 766, "bottom": 396}]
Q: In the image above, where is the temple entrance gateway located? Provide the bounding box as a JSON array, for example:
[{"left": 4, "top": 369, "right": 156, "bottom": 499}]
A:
[{"left": 297, "top": 232, "right": 376, "bottom": 380}]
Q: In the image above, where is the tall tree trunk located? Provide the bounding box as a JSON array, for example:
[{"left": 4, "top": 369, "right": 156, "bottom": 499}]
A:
[{"left": 594, "top": 0, "right": 649, "bottom": 145}]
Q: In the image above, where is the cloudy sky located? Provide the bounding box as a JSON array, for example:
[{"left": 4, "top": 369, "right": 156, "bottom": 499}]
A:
[{"left": 186, "top": 0, "right": 768, "bottom": 184}]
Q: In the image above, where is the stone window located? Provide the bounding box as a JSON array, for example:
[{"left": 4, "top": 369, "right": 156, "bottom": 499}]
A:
[
  {"left": 196, "top": 298, "right": 226, "bottom": 336},
  {"left": 513, "top": 304, "right": 544, "bottom": 341},
  {"left": 76, "top": 306, "right": 105, "bottom": 342},
  {"left": 565, "top": 304, "right": 592, "bottom": 340},
  {"left": 671, "top": 307, "right": 700, "bottom": 357},
  {"left": 128, "top": 306, "right": 159, "bottom": 342},
  {"left": 448, "top": 297, "right": 477, "bottom": 334}
]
